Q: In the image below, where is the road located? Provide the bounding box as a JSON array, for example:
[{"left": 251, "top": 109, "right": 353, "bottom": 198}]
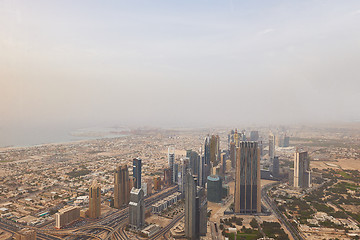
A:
[
  {"left": 261, "top": 183, "right": 305, "bottom": 240},
  {"left": 0, "top": 185, "right": 179, "bottom": 240}
]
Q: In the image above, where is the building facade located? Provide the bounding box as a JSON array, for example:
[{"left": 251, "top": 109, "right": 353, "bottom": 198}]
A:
[
  {"left": 185, "top": 173, "right": 207, "bottom": 239},
  {"left": 133, "top": 158, "right": 142, "bottom": 189},
  {"left": 234, "top": 141, "right": 261, "bottom": 214},
  {"left": 55, "top": 206, "right": 80, "bottom": 229},
  {"left": 294, "top": 151, "right": 311, "bottom": 188},
  {"left": 89, "top": 180, "right": 101, "bottom": 218},
  {"left": 129, "top": 187, "right": 145, "bottom": 229},
  {"left": 207, "top": 175, "right": 222, "bottom": 203},
  {"left": 114, "top": 165, "right": 130, "bottom": 209}
]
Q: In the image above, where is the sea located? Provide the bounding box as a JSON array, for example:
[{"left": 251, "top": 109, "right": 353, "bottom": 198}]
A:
[{"left": 0, "top": 126, "right": 128, "bottom": 148}]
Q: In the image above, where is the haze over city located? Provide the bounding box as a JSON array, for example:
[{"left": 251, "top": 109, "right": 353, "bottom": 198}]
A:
[{"left": 2, "top": 0, "right": 360, "bottom": 144}]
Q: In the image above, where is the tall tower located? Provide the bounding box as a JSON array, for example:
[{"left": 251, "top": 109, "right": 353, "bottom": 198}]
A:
[
  {"left": 294, "top": 151, "right": 310, "bottom": 188},
  {"left": 89, "top": 180, "right": 101, "bottom": 218},
  {"left": 185, "top": 173, "right": 197, "bottom": 240},
  {"left": 269, "top": 133, "right": 275, "bottom": 160},
  {"left": 133, "top": 158, "right": 142, "bottom": 189},
  {"left": 168, "top": 147, "right": 175, "bottom": 184},
  {"left": 185, "top": 173, "right": 207, "bottom": 239},
  {"left": 129, "top": 187, "right": 145, "bottom": 229},
  {"left": 234, "top": 142, "right": 261, "bottom": 214},
  {"left": 250, "top": 131, "right": 259, "bottom": 142},
  {"left": 230, "top": 142, "right": 236, "bottom": 169},
  {"left": 114, "top": 165, "right": 129, "bottom": 209}
]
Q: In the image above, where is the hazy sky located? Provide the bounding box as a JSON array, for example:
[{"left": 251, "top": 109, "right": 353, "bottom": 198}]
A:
[{"left": 1, "top": 0, "right": 360, "bottom": 132}]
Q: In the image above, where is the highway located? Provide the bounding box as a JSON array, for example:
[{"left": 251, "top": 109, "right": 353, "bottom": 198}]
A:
[
  {"left": 0, "top": 186, "right": 179, "bottom": 240},
  {"left": 261, "top": 183, "right": 305, "bottom": 240}
]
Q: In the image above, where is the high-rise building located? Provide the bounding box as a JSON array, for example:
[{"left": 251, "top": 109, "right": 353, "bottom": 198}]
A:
[
  {"left": 55, "top": 206, "right": 80, "bottom": 229},
  {"left": 269, "top": 133, "right": 275, "bottom": 160},
  {"left": 89, "top": 180, "right": 101, "bottom": 218},
  {"left": 168, "top": 147, "right": 175, "bottom": 184},
  {"left": 234, "top": 141, "right": 261, "bottom": 214},
  {"left": 230, "top": 142, "right": 236, "bottom": 169},
  {"left": 221, "top": 152, "right": 226, "bottom": 175},
  {"left": 198, "top": 154, "right": 205, "bottom": 187},
  {"left": 153, "top": 177, "right": 161, "bottom": 191},
  {"left": 294, "top": 151, "right": 311, "bottom": 188},
  {"left": 187, "top": 150, "right": 200, "bottom": 178},
  {"left": 129, "top": 187, "right": 145, "bottom": 229},
  {"left": 272, "top": 156, "right": 279, "bottom": 179},
  {"left": 173, "top": 163, "right": 179, "bottom": 183},
  {"left": 207, "top": 175, "right": 222, "bottom": 203},
  {"left": 185, "top": 173, "right": 207, "bottom": 239},
  {"left": 114, "top": 165, "right": 130, "bottom": 209},
  {"left": 250, "top": 131, "right": 259, "bottom": 142},
  {"left": 210, "top": 135, "right": 220, "bottom": 165},
  {"left": 163, "top": 168, "right": 172, "bottom": 186},
  {"left": 133, "top": 158, "right": 142, "bottom": 189}
]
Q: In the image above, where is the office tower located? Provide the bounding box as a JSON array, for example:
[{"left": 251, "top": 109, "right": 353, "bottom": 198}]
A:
[
  {"left": 133, "top": 158, "right": 142, "bottom": 189},
  {"left": 204, "top": 136, "right": 211, "bottom": 165},
  {"left": 173, "top": 163, "right": 179, "bottom": 183},
  {"left": 198, "top": 185, "right": 207, "bottom": 236},
  {"left": 114, "top": 165, "right": 129, "bottom": 209},
  {"left": 185, "top": 173, "right": 197, "bottom": 240},
  {"left": 269, "top": 133, "right": 275, "bottom": 160},
  {"left": 129, "top": 187, "right": 145, "bottom": 229},
  {"left": 294, "top": 151, "right": 311, "bottom": 188},
  {"left": 146, "top": 179, "right": 153, "bottom": 195},
  {"left": 221, "top": 152, "right": 226, "bottom": 175},
  {"left": 153, "top": 177, "right": 161, "bottom": 191},
  {"left": 187, "top": 150, "right": 200, "bottom": 177},
  {"left": 198, "top": 154, "right": 205, "bottom": 187},
  {"left": 230, "top": 142, "right": 236, "bottom": 169},
  {"left": 210, "top": 135, "right": 220, "bottom": 165},
  {"left": 234, "top": 141, "right": 261, "bottom": 214},
  {"left": 250, "top": 131, "right": 259, "bottom": 142},
  {"left": 185, "top": 173, "right": 207, "bottom": 239},
  {"left": 272, "top": 156, "right": 279, "bottom": 179},
  {"left": 163, "top": 168, "right": 172, "bottom": 186},
  {"left": 55, "top": 206, "right": 80, "bottom": 229},
  {"left": 168, "top": 147, "right": 175, "bottom": 184},
  {"left": 89, "top": 180, "right": 101, "bottom": 218},
  {"left": 234, "top": 129, "right": 240, "bottom": 146},
  {"left": 207, "top": 175, "right": 222, "bottom": 203},
  {"left": 14, "top": 228, "right": 36, "bottom": 240}
]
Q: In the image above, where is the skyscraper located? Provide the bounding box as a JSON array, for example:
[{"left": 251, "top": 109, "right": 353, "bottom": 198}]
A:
[
  {"left": 234, "top": 141, "right": 261, "bottom": 214},
  {"left": 250, "top": 131, "right": 259, "bottom": 142},
  {"left": 207, "top": 175, "right": 222, "bottom": 203},
  {"left": 269, "top": 133, "right": 275, "bottom": 160},
  {"left": 168, "top": 147, "right": 175, "bottom": 184},
  {"left": 163, "top": 168, "right": 172, "bottom": 186},
  {"left": 114, "top": 165, "right": 130, "bottom": 209},
  {"left": 185, "top": 173, "right": 197, "bottom": 240},
  {"left": 230, "top": 142, "right": 236, "bottom": 169},
  {"left": 294, "top": 151, "right": 311, "bottom": 188},
  {"left": 133, "top": 158, "right": 142, "bottom": 189},
  {"left": 129, "top": 187, "right": 145, "bottom": 229},
  {"left": 173, "top": 163, "right": 179, "bottom": 183},
  {"left": 210, "top": 135, "right": 220, "bottom": 165},
  {"left": 89, "top": 180, "right": 101, "bottom": 218},
  {"left": 185, "top": 173, "right": 207, "bottom": 239},
  {"left": 272, "top": 156, "right": 279, "bottom": 179}
]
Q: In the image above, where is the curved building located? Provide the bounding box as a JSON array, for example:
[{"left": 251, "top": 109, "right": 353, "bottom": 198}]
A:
[{"left": 207, "top": 175, "right": 222, "bottom": 203}]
